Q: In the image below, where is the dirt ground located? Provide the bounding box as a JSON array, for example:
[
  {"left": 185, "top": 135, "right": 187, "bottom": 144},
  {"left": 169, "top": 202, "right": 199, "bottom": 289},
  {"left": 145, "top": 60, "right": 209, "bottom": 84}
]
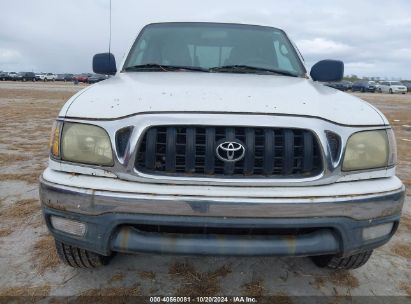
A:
[{"left": 0, "top": 81, "right": 410, "bottom": 299}]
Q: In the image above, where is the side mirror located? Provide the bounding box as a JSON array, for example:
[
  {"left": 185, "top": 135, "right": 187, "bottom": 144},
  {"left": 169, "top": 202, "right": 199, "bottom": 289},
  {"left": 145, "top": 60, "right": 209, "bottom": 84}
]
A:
[
  {"left": 310, "top": 60, "right": 344, "bottom": 82},
  {"left": 93, "top": 53, "right": 117, "bottom": 75}
]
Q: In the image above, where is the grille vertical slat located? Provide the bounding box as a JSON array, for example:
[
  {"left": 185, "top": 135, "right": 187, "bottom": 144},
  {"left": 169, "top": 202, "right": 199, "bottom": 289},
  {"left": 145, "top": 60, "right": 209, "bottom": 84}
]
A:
[
  {"left": 136, "top": 125, "right": 323, "bottom": 178},
  {"left": 303, "top": 132, "right": 313, "bottom": 172},
  {"left": 205, "top": 127, "right": 216, "bottom": 174},
  {"left": 244, "top": 128, "right": 255, "bottom": 175},
  {"left": 165, "top": 127, "right": 177, "bottom": 172},
  {"left": 145, "top": 128, "right": 157, "bottom": 170},
  {"left": 263, "top": 129, "right": 275, "bottom": 175},
  {"left": 283, "top": 129, "right": 294, "bottom": 175},
  {"left": 224, "top": 127, "right": 235, "bottom": 175},
  {"left": 185, "top": 127, "right": 196, "bottom": 173}
]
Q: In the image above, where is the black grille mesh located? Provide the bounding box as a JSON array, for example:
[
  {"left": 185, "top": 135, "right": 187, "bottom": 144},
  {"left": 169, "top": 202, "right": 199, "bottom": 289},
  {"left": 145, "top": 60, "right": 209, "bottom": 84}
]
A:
[
  {"left": 115, "top": 127, "right": 133, "bottom": 158},
  {"left": 136, "top": 126, "right": 323, "bottom": 178}
]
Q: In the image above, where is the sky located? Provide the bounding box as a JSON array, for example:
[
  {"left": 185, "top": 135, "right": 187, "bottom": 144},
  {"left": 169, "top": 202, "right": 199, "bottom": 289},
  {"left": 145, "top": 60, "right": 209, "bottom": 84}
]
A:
[{"left": 1, "top": 0, "right": 411, "bottom": 79}]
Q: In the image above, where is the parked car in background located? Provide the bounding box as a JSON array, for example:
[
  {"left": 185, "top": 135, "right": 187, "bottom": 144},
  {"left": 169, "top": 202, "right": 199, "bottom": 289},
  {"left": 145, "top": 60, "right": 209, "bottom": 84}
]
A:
[
  {"left": 352, "top": 81, "right": 376, "bottom": 93},
  {"left": 56, "top": 74, "right": 65, "bottom": 81},
  {"left": 38, "top": 73, "right": 57, "bottom": 81},
  {"left": 8, "top": 72, "right": 18, "bottom": 80},
  {"left": 88, "top": 74, "right": 109, "bottom": 84},
  {"left": 64, "top": 74, "right": 74, "bottom": 82},
  {"left": 325, "top": 80, "right": 351, "bottom": 91},
  {"left": 343, "top": 80, "right": 353, "bottom": 91},
  {"left": 35, "top": 73, "right": 45, "bottom": 80},
  {"left": 73, "top": 73, "right": 92, "bottom": 83},
  {"left": 379, "top": 81, "right": 407, "bottom": 94},
  {"left": 325, "top": 82, "right": 344, "bottom": 91},
  {"left": 402, "top": 81, "right": 411, "bottom": 92},
  {"left": 371, "top": 81, "right": 381, "bottom": 92},
  {"left": 0, "top": 71, "right": 8, "bottom": 80},
  {"left": 56, "top": 74, "right": 74, "bottom": 82},
  {"left": 16, "top": 72, "right": 36, "bottom": 82}
]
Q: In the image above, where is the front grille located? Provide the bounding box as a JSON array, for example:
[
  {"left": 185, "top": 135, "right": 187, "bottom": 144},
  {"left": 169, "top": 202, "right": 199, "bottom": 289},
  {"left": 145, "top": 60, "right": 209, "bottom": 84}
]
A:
[{"left": 136, "top": 126, "right": 323, "bottom": 178}]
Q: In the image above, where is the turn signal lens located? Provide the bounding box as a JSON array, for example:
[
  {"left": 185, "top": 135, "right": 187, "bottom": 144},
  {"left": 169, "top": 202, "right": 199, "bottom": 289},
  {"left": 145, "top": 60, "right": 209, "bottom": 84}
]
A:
[
  {"left": 387, "top": 128, "right": 398, "bottom": 167},
  {"left": 362, "top": 223, "right": 393, "bottom": 240},
  {"left": 50, "top": 121, "right": 62, "bottom": 158}
]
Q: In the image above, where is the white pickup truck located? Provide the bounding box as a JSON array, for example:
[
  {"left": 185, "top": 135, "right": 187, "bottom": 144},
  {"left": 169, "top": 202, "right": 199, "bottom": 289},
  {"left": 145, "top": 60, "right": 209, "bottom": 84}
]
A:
[{"left": 40, "top": 21, "right": 405, "bottom": 270}]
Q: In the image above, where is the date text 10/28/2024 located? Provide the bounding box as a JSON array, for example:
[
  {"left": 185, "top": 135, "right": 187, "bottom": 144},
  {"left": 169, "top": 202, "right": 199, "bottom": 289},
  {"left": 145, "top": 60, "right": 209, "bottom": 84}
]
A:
[{"left": 150, "top": 296, "right": 257, "bottom": 303}]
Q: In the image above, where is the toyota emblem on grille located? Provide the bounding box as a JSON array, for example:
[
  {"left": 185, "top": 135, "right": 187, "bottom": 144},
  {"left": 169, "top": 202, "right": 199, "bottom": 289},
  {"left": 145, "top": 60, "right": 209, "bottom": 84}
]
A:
[{"left": 216, "top": 140, "right": 246, "bottom": 162}]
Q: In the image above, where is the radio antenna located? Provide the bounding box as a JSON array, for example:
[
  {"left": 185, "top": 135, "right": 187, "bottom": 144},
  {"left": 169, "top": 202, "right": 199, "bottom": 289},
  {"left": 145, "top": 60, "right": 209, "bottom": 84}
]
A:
[{"left": 108, "top": 0, "right": 112, "bottom": 54}]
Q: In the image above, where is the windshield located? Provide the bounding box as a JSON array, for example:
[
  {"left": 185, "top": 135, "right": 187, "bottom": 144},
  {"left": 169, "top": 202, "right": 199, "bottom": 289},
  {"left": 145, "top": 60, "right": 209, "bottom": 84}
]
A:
[{"left": 123, "top": 23, "right": 306, "bottom": 77}]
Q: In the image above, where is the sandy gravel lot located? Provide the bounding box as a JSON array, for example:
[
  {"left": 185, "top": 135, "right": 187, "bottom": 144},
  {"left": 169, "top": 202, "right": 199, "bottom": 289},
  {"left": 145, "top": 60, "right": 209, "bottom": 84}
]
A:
[{"left": 0, "top": 81, "right": 410, "bottom": 300}]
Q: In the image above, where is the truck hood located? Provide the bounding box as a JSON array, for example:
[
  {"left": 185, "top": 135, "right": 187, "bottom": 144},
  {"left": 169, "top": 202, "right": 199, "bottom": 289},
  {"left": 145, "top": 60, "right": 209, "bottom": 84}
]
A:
[{"left": 62, "top": 72, "right": 386, "bottom": 126}]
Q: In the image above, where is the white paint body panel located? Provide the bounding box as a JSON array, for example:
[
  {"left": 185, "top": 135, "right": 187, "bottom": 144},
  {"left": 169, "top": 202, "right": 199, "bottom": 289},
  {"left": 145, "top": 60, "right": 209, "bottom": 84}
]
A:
[{"left": 61, "top": 72, "right": 385, "bottom": 126}]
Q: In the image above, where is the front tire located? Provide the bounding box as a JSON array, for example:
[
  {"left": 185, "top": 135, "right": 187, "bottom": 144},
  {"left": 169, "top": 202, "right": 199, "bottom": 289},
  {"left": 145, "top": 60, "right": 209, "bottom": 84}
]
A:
[
  {"left": 389, "top": 89, "right": 393, "bottom": 94},
  {"left": 55, "top": 240, "right": 111, "bottom": 268},
  {"left": 311, "top": 250, "right": 373, "bottom": 270}
]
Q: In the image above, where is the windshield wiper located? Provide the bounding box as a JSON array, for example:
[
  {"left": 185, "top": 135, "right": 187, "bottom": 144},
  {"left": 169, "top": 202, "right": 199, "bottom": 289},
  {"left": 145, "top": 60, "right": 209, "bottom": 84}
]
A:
[
  {"left": 209, "top": 65, "right": 299, "bottom": 77},
  {"left": 124, "top": 63, "right": 299, "bottom": 77},
  {"left": 124, "top": 64, "right": 208, "bottom": 72}
]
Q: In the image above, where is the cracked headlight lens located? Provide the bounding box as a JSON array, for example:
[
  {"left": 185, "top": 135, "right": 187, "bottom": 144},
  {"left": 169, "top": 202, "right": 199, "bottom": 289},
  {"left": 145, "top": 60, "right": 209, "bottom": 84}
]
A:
[
  {"left": 342, "top": 130, "right": 391, "bottom": 171},
  {"left": 61, "top": 123, "right": 113, "bottom": 166}
]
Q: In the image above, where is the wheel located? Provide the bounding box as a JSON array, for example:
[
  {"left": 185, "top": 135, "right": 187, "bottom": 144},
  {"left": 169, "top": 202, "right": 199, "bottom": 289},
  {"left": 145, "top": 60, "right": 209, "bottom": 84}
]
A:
[
  {"left": 311, "top": 250, "right": 373, "bottom": 270},
  {"left": 55, "top": 240, "right": 111, "bottom": 268},
  {"left": 378, "top": 88, "right": 382, "bottom": 93},
  {"left": 389, "top": 89, "right": 393, "bottom": 94},
  {"left": 361, "top": 88, "right": 365, "bottom": 93}
]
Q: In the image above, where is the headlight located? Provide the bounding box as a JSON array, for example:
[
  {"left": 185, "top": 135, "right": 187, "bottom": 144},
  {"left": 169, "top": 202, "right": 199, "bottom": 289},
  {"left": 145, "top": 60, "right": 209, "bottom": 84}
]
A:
[
  {"left": 61, "top": 122, "right": 113, "bottom": 166},
  {"left": 342, "top": 129, "right": 396, "bottom": 171}
]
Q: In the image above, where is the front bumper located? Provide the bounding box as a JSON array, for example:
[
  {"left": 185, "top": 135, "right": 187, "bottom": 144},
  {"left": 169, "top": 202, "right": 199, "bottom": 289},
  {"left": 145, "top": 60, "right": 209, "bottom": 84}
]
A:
[
  {"left": 393, "top": 88, "right": 407, "bottom": 93},
  {"left": 40, "top": 169, "right": 405, "bottom": 257}
]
